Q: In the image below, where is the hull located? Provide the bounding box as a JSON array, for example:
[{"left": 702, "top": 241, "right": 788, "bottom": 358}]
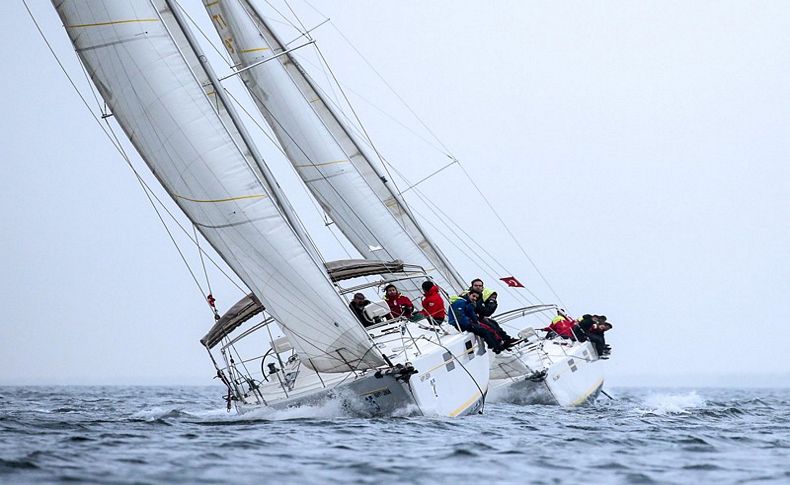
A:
[
  {"left": 237, "top": 372, "right": 419, "bottom": 416},
  {"left": 490, "top": 340, "right": 604, "bottom": 406},
  {"left": 403, "top": 333, "right": 489, "bottom": 417},
  {"left": 235, "top": 324, "right": 489, "bottom": 417}
]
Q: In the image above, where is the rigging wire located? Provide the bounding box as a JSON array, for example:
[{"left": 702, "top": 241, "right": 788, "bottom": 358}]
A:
[
  {"left": 302, "top": 80, "right": 545, "bottom": 306},
  {"left": 455, "top": 162, "right": 567, "bottom": 308},
  {"left": 296, "top": 2, "right": 568, "bottom": 308},
  {"left": 278, "top": 48, "right": 448, "bottom": 156},
  {"left": 262, "top": 0, "right": 306, "bottom": 34},
  {"left": 302, "top": 0, "right": 455, "bottom": 157},
  {"left": 270, "top": 43, "right": 542, "bottom": 302},
  {"left": 383, "top": 162, "right": 546, "bottom": 303},
  {"left": 194, "top": 223, "right": 213, "bottom": 299}
]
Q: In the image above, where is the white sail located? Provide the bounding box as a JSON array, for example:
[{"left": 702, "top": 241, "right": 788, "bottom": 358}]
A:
[
  {"left": 53, "top": 0, "right": 385, "bottom": 372},
  {"left": 203, "top": 0, "right": 466, "bottom": 294}
]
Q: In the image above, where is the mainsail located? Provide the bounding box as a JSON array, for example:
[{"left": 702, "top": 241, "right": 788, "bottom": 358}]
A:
[
  {"left": 203, "top": 0, "right": 466, "bottom": 294},
  {"left": 53, "top": 0, "right": 385, "bottom": 372}
]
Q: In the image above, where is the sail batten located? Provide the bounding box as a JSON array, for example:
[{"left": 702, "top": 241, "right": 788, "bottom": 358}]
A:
[
  {"left": 54, "top": 0, "right": 384, "bottom": 373},
  {"left": 204, "top": 0, "right": 466, "bottom": 295}
]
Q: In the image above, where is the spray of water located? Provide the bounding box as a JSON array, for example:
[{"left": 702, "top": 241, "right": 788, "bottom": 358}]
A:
[{"left": 635, "top": 391, "right": 706, "bottom": 415}]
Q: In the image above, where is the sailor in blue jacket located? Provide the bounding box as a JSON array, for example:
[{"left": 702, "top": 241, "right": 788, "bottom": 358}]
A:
[{"left": 448, "top": 290, "right": 504, "bottom": 353}]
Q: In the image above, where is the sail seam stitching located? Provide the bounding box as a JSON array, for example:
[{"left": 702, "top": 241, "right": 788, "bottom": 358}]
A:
[
  {"left": 66, "top": 19, "right": 160, "bottom": 29},
  {"left": 174, "top": 193, "right": 268, "bottom": 203}
]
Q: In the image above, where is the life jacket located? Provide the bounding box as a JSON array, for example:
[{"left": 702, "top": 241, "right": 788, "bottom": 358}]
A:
[
  {"left": 482, "top": 288, "right": 495, "bottom": 301},
  {"left": 549, "top": 315, "right": 576, "bottom": 338}
]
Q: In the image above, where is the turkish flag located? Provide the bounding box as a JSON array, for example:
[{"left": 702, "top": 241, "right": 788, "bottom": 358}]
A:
[{"left": 500, "top": 276, "right": 525, "bottom": 288}]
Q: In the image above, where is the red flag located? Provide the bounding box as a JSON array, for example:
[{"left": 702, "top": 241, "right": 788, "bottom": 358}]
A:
[{"left": 500, "top": 276, "right": 524, "bottom": 288}]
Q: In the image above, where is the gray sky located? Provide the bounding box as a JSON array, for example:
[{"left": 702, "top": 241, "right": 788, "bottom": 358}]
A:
[{"left": 1, "top": 1, "right": 788, "bottom": 387}]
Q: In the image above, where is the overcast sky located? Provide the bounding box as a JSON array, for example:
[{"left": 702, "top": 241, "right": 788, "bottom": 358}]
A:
[{"left": 1, "top": 1, "right": 788, "bottom": 387}]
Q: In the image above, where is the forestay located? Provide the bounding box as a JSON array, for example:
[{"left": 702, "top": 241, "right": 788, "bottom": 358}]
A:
[
  {"left": 203, "top": 0, "right": 466, "bottom": 294},
  {"left": 53, "top": 0, "right": 385, "bottom": 373}
]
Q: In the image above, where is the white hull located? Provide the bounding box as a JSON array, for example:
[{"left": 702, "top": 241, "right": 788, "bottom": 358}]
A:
[
  {"left": 490, "top": 339, "right": 604, "bottom": 406},
  {"left": 234, "top": 322, "right": 489, "bottom": 417}
]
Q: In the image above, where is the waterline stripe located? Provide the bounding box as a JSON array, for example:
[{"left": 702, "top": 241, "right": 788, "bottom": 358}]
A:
[
  {"left": 570, "top": 377, "right": 604, "bottom": 406},
  {"left": 449, "top": 391, "right": 484, "bottom": 417}
]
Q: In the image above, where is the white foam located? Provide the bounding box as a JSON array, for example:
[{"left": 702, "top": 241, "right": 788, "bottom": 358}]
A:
[
  {"left": 130, "top": 406, "right": 181, "bottom": 421},
  {"left": 636, "top": 391, "right": 706, "bottom": 415},
  {"left": 240, "top": 397, "right": 351, "bottom": 420}
]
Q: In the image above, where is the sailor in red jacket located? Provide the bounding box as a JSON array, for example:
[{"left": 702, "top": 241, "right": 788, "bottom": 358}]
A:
[
  {"left": 544, "top": 310, "right": 577, "bottom": 339},
  {"left": 418, "top": 281, "right": 446, "bottom": 323},
  {"left": 384, "top": 284, "right": 414, "bottom": 319}
]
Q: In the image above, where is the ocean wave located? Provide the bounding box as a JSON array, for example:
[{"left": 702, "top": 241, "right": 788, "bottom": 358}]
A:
[{"left": 2, "top": 386, "right": 790, "bottom": 483}]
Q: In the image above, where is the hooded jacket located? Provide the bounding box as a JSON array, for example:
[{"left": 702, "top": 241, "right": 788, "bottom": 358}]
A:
[
  {"left": 448, "top": 296, "right": 478, "bottom": 331},
  {"left": 385, "top": 291, "right": 414, "bottom": 318},
  {"left": 478, "top": 288, "right": 498, "bottom": 318},
  {"left": 419, "top": 284, "right": 446, "bottom": 320}
]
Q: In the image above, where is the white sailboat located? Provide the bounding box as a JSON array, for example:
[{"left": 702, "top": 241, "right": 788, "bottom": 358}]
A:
[
  {"left": 52, "top": 0, "right": 489, "bottom": 417},
  {"left": 488, "top": 307, "right": 606, "bottom": 406}
]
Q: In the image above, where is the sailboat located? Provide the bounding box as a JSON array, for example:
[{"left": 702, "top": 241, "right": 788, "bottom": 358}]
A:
[
  {"left": 488, "top": 307, "right": 606, "bottom": 406},
  {"left": 52, "top": 0, "right": 489, "bottom": 417}
]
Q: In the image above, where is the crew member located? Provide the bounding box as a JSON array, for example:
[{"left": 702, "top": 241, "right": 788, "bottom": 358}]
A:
[
  {"left": 448, "top": 290, "right": 504, "bottom": 353},
  {"left": 544, "top": 310, "right": 577, "bottom": 339},
  {"left": 419, "top": 280, "right": 446, "bottom": 324},
  {"left": 384, "top": 284, "right": 414, "bottom": 319},
  {"left": 459, "top": 279, "right": 517, "bottom": 346},
  {"left": 348, "top": 293, "right": 372, "bottom": 327}
]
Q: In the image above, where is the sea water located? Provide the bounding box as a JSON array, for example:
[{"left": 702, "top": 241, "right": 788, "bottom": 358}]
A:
[{"left": 1, "top": 386, "right": 789, "bottom": 483}]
